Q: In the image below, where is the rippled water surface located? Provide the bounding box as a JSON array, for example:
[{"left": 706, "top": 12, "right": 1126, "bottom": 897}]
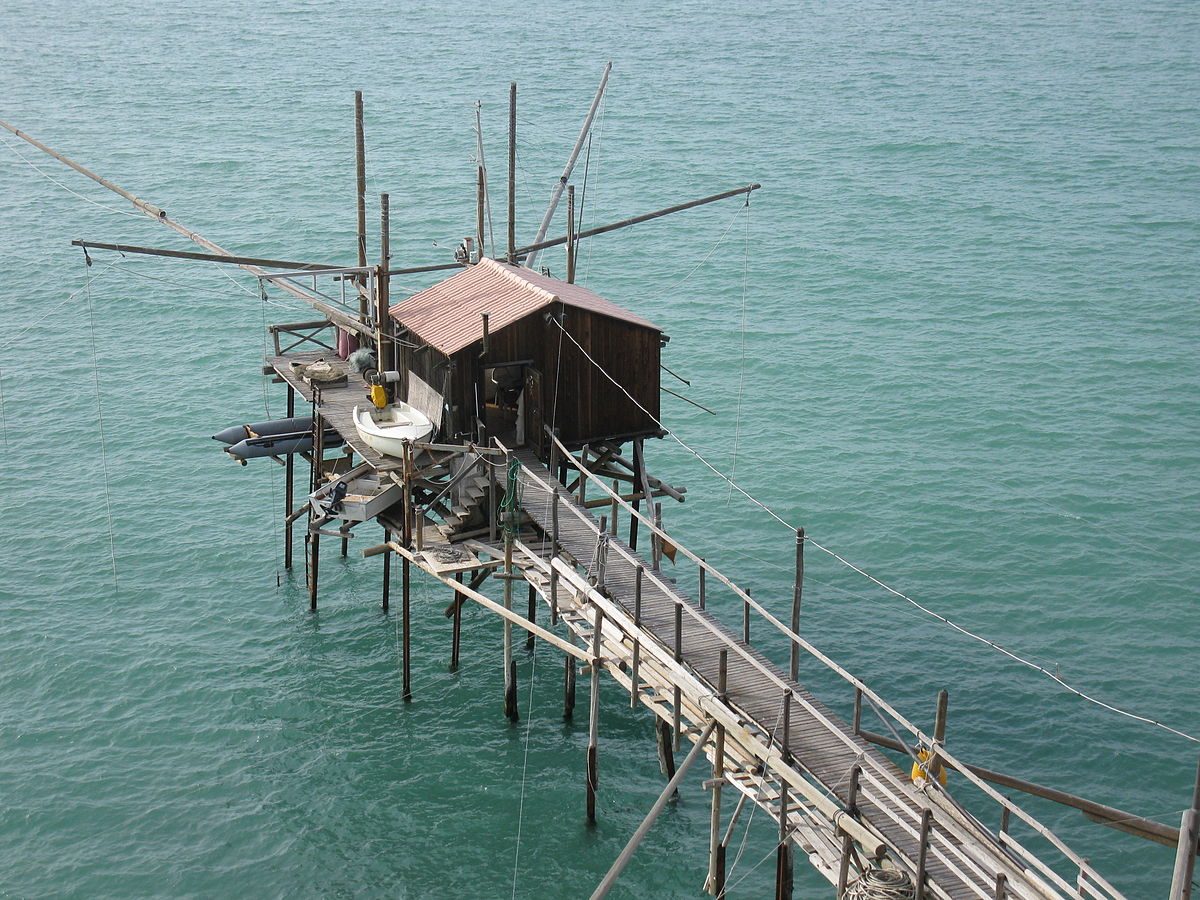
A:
[{"left": 1, "top": 2, "right": 1197, "bottom": 897}]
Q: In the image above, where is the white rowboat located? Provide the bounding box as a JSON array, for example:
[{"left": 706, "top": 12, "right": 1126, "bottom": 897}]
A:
[{"left": 352, "top": 402, "right": 434, "bottom": 458}]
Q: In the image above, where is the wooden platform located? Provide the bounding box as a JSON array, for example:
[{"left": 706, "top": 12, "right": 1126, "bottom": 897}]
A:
[{"left": 267, "top": 350, "right": 402, "bottom": 471}]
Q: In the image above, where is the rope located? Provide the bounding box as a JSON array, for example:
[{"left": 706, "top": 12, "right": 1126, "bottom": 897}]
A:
[
  {"left": 509, "top": 640, "right": 539, "bottom": 899},
  {"left": 0, "top": 367, "right": 7, "bottom": 449},
  {"left": 809, "top": 534, "right": 1200, "bottom": 744},
  {"left": 843, "top": 869, "right": 916, "bottom": 899},
  {"left": 501, "top": 455, "right": 524, "bottom": 536},
  {"left": 1, "top": 135, "right": 145, "bottom": 219},
  {"left": 0, "top": 261, "right": 118, "bottom": 356},
  {"left": 548, "top": 316, "right": 1200, "bottom": 745},
  {"left": 726, "top": 195, "right": 751, "bottom": 501},
  {"left": 82, "top": 263, "right": 119, "bottom": 598}
]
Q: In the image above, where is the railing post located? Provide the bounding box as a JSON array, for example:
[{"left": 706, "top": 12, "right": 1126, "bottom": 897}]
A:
[
  {"left": 672, "top": 598, "right": 682, "bottom": 750},
  {"left": 916, "top": 808, "right": 932, "bottom": 899},
  {"left": 789, "top": 527, "right": 804, "bottom": 682},
  {"left": 742, "top": 589, "right": 751, "bottom": 645},
  {"left": 630, "top": 566, "right": 643, "bottom": 709},
  {"left": 550, "top": 486, "right": 560, "bottom": 625}
]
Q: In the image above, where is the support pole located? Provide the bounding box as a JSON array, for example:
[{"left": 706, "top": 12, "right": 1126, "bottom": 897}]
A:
[
  {"left": 932, "top": 689, "right": 949, "bottom": 783},
  {"left": 308, "top": 528, "right": 320, "bottom": 611},
  {"left": 526, "top": 61, "right": 611, "bottom": 270},
  {"left": 706, "top": 650, "right": 728, "bottom": 897},
  {"left": 656, "top": 718, "right": 677, "bottom": 786},
  {"left": 451, "top": 571, "right": 462, "bottom": 672},
  {"left": 507, "top": 82, "right": 516, "bottom": 265},
  {"left": 283, "top": 386, "right": 295, "bottom": 569},
  {"left": 381, "top": 527, "right": 391, "bottom": 612},
  {"left": 589, "top": 720, "right": 717, "bottom": 900},
  {"left": 503, "top": 506, "right": 518, "bottom": 721},
  {"left": 564, "top": 641, "right": 577, "bottom": 720},
  {"left": 789, "top": 527, "right": 804, "bottom": 682},
  {"left": 355, "top": 90, "right": 368, "bottom": 322},
  {"left": 525, "top": 583, "right": 536, "bottom": 651},
  {"left": 476, "top": 165, "right": 486, "bottom": 263},
  {"left": 775, "top": 782, "right": 793, "bottom": 900},
  {"left": 586, "top": 609, "right": 603, "bottom": 824},
  {"left": 402, "top": 558, "right": 411, "bottom": 701},
  {"left": 566, "top": 184, "right": 577, "bottom": 283},
  {"left": 377, "top": 194, "right": 391, "bottom": 375}
]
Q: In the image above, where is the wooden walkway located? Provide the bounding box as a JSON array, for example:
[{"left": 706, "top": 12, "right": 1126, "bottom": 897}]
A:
[{"left": 509, "top": 448, "right": 1067, "bottom": 900}]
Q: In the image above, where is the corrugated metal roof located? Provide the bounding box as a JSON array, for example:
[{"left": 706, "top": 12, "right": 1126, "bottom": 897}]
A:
[{"left": 389, "top": 258, "right": 660, "bottom": 356}]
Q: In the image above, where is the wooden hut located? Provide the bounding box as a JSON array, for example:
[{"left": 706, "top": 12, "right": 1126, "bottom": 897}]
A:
[{"left": 391, "top": 258, "right": 666, "bottom": 458}]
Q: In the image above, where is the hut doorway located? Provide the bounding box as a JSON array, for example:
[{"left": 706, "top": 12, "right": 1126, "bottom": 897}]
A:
[{"left": 483, "top": 362, "right": 541, "bottom": 450}]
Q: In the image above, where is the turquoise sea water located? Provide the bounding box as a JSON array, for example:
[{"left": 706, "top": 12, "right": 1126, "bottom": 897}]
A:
[{"left": 1, "top": 2, "right": 1197, "bottom": 897}]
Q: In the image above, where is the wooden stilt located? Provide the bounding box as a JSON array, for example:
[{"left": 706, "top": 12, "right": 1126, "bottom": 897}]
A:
[
  {"left": 564, "top": 644, "right": 576, "bottom": 720},
  {"left": 503, "top": 520, "right": 518, "bottom": 721},
  {"left": 307, "top": 405, "right": 324, "bottom": 611},
  {"left": 789, "top": 527, "right": 804, "bottom": 682},
  {"left": 283, "top": 386, "right": 295, "bottom": 569},
  {"left": 451, "top": 571, "right": 462, "bottom": 672},
  {"left": 706, "top": 649, "right": 728, "bottom": 897},
  {"left": 525, "top": 582, "right": 536, "bottom": 651},
  {"left": 586, "top": 609, "right": 603, "bottom": 824},
  {"left": 775, "top": 782, "right": 793, "bottom": 900},
  {"left": 742, "top": 589, "right": 750, "bottom": 644},
  {"left": 402, "top": 557, "right": 411, "bottom": 701},
  {"left": 699, "top": 561, "right": 706, "bottom": 610},
  {"left": 381, "top": 527, "right": 391, "bottom": 611},
  {"left": 308, "top": 528, "right": 319, "bottom": 611},
  {"left": 656, "top": 718, "right": 677, "bottom": 792}
]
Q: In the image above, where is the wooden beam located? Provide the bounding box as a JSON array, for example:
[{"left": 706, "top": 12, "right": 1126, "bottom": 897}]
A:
[
  {"left": 512, "top": 183, "right": 761, "bottom": 258},
  {"left": 71, "top": 239, "right": 342, "bottom": 271},
  {"left": 391, "top": 543, "right": 590, "bottom": 662}
]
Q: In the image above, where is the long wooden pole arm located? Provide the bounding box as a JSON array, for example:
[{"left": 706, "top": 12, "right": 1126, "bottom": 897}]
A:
[
  {"left": 71, "top": 239, "right": 342, "bottom": 272},
  {"left": 2, "top": 120, "right": 368, "bottom": 337},
  {"left": 525, "top": 61, "right": 612, "bottom": 269},
  {"left": 512, "top": 182, "right": 760, "bottom": 257},
  {"left": 1, "top": 119, "right": 165, "bottom": 217}
]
